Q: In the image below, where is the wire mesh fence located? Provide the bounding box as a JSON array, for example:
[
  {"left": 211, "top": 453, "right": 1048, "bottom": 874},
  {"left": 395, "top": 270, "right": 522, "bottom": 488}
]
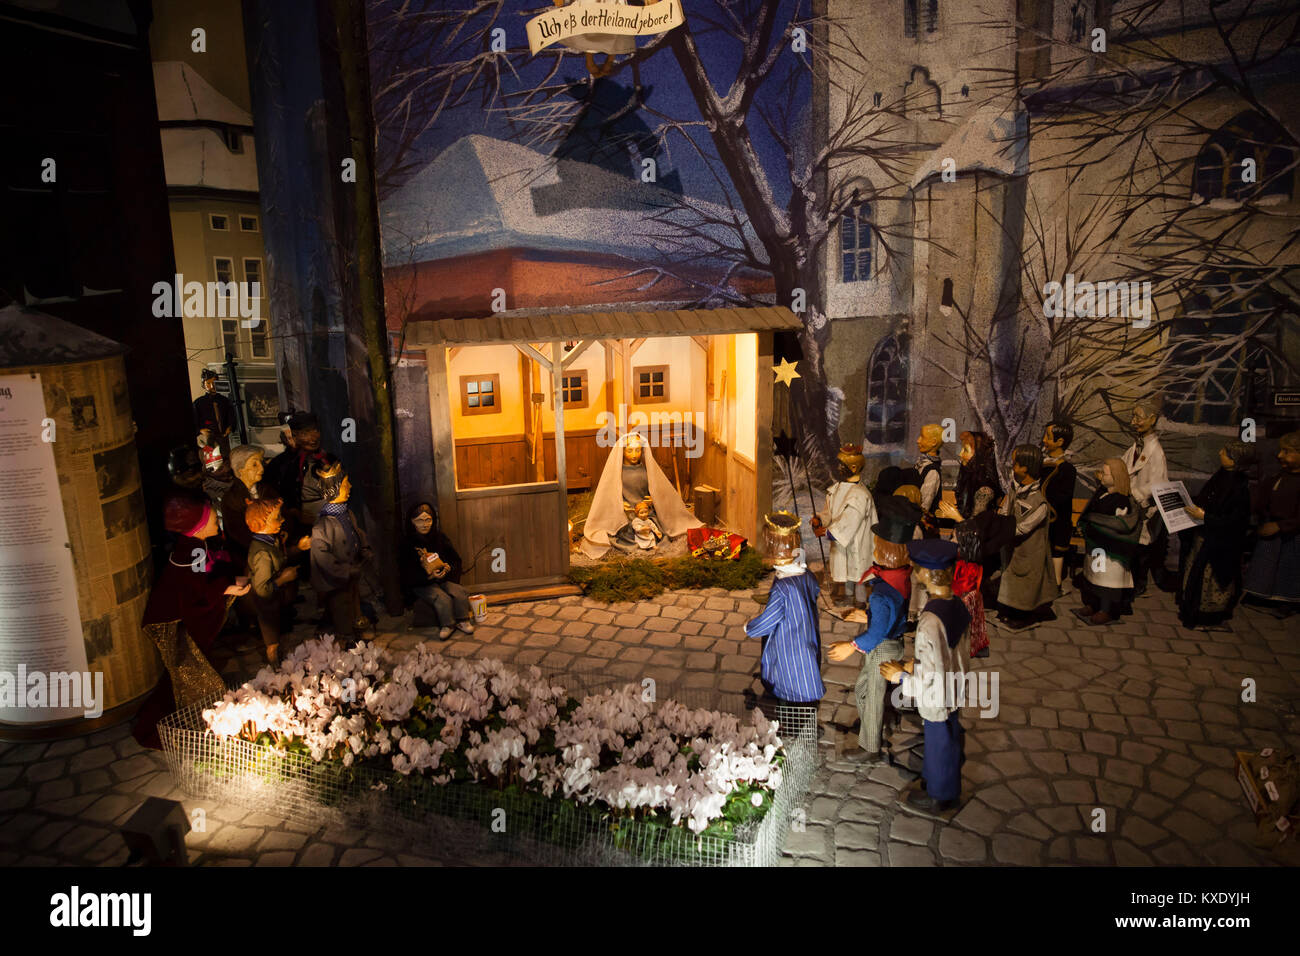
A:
[{"left": 159, "top": 665, "right": 818, "bottom": 867}]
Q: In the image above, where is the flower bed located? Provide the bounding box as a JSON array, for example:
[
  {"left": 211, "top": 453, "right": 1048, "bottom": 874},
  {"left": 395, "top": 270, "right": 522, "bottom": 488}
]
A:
[{"left": 159, "top": 638, "right": 816, "bottom": 866}]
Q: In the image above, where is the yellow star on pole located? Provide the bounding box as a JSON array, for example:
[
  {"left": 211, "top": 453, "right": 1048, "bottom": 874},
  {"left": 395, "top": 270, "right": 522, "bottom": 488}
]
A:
[{"left": 772, "top": 358, "right": 800, "bottom": 387}]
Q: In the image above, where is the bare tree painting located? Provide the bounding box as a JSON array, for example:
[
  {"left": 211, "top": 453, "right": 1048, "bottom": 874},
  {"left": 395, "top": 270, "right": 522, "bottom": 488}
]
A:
[{"left": 937, "top": 0, "right": 1300, "bottom": 471}]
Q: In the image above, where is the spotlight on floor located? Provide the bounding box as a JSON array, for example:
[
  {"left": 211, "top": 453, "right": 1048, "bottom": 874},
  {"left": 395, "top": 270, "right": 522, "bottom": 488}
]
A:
[{"left": 120, "top": 797, "right": 190, "bottom": 866}]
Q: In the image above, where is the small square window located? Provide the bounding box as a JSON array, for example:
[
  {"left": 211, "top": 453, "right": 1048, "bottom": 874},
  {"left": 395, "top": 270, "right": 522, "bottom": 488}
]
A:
[
  {"left": 560, "top": 370, "right": 588, "bottom": 408},
  {"left": 209, "top": 214, "right": 229, "bottom": 231},
  {"left": 634, "top": 365, "right": 669, "bottom": 404},
  {"left": 239, "top": 215, "right": 259, "bottom": 232},
  {"left": 460, "top": 374, "right": 501, "bottom": 415}
]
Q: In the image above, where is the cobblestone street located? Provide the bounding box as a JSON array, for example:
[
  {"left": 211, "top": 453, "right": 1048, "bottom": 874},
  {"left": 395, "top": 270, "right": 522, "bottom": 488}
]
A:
[{"left": 1, "top": 580, "right": 1297, "bottom": 866}]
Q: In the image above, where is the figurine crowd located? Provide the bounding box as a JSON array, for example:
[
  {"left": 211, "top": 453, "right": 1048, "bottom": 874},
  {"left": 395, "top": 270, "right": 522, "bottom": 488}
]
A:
[
  {"left": 744, "top": 399, "right": 1300, "bottom": 812},
  {"left": 133, "top": 408, "right": 479, "bottom": 748}
]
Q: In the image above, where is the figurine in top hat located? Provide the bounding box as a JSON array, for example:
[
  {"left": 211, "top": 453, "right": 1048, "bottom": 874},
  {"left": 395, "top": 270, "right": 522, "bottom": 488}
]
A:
[
  {"left": 309, "top": 455, "right": 373, "bottom": 643},
  {"left": 827, "top": 495, "right": 921, "bottom": 762},
  {"left": 813, "top": 443, "right": 876, "bottom": 609},
  {"left": 880, "top": 539, "right": 970, "bottom": 812},
  {"left": 743, "top": 512, "right": 825, "bottom": 711}
]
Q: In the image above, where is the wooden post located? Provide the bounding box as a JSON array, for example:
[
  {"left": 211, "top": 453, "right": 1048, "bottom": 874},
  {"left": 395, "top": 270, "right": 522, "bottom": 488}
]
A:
[
  {"left": 603, "top": 341, "right": 616, "bottom": 418},
  {"left": 551, "top": 341, "right": 569, "bottom": 564},
  {"left": 426, "top": 346, "right": 460, "bottom": 554},
  {"left": 755, "top": 332, "right": 775, "bottom": 543}
]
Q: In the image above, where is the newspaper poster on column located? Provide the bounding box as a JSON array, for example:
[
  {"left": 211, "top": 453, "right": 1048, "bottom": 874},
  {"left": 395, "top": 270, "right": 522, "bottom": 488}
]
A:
[{"left": 0, "top": 372, "right": 95, "bottom": 722}]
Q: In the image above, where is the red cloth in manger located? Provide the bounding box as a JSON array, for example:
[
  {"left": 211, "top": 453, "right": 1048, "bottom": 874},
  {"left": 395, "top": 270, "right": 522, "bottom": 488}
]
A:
[{"left": 687, "top": 527, "right": 746, "bottom": 559}]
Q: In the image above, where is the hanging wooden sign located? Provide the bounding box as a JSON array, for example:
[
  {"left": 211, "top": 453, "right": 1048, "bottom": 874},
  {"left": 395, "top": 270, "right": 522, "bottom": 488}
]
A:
[{"left": 526, "top": 0, "right": 684, "bottom": 57}]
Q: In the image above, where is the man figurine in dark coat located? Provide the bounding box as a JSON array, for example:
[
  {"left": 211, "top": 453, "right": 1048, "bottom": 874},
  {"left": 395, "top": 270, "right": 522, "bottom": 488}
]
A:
[
  {"left": 309, "top": 455, "right": 372, "bottom": 643},
  {"left": 880, "top": 539, "right": 971, "bottom": 812},
  {"left": 1041, "top": 420, "right": 1078, "bottom": 586},
  {"left": 267, "top": 411, "right": 327, "bottom": 529},
  {"left": 193, "top": 369, "right": 236, "bottom": 465},
  {"left": 827, "top": 494, "right": 921, "bottom": 763}
]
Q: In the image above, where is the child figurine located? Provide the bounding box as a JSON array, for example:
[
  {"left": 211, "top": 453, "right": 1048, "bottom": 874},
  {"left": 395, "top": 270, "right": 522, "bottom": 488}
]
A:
[
  {"left": 827, "top": 495, "right": 919, "bottom": 763},
  {"left": 309, "top": 455, "right": 373, "bottom": 643},
  {"left": 630, "top": 497, "right": 664, "bottom": 550},
  {"left": 1074, "top": 459, "right": 1141, "bottom": 626},
  {"left": 996, "top": 444, "right": 1058, "bottom": 630},
  {"left": 245, "top": 497, "right": 308, "bottom": 664},
  {"left": 1243, "top": 431, "right": 1300, "bottom": 611},
  {"left": 744, "top": 513, "right": 825, "bottom": 714},
  {"left": 814, "top": 443, "right": 876, "bottom": 609},
  {"left": 915, "top": 424, "right": 946, "bottom": 538},
  {"left": 880, "top": 539, "right": 970, "bottom": 812},
  {"left": 1122, "top": 397, "right": 1171, "bottom": 594}
]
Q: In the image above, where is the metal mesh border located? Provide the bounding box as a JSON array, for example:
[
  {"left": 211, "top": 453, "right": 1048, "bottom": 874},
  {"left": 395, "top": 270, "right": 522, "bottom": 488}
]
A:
[{"left": 159, "top": 668, "right": 817, "bottom": 867}]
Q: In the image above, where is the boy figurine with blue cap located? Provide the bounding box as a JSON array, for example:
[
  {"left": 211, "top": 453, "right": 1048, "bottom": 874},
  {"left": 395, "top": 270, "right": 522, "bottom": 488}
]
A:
[
  {"left": 827, "top": 495, "right": 920, "bottom": 763},
  {"left": 880, "top": 539, "right": 970, "bottom": 812}
]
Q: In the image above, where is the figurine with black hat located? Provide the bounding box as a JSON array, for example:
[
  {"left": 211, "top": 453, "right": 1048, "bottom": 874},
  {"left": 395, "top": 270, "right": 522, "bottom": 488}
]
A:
[
  {"left": 193, "top": 367, "right": 235, "bottom": 463},
  {"left": 879, "top": 538, "right": 970, "bottom": 812},
  {"left": 826, "top": 494, "right": 921, "bottom": 763}
]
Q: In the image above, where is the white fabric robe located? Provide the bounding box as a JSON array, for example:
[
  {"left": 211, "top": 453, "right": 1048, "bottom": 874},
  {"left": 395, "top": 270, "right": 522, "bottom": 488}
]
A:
[
  {"left": 823, "top": 479, "right": 875, "bottom": 584},
  {"left": 1122, "top": 432, "right": 1168, "bottom": 545},
  {"left": 900, "top": 608, "right": 968, "bottom": 723},
  {"left": 581, "top": 434, "right": 702, "bottom": 558}
]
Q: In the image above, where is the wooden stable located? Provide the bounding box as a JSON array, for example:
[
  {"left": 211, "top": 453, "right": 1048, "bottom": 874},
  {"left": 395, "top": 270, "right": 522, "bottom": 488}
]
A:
[{"left": 406, "top": 307, "right": 801, "bottom": 594}]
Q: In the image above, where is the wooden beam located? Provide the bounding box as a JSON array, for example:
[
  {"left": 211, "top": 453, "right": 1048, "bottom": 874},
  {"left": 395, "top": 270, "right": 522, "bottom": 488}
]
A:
[
  {"left": 448, "top": 346, "right": 461, "bottom": 361},
  {"left": 560, "top": 338, "right": 595, "bottom": 370},
  {"left": 628, "top": 337, "right": 647, "bottom": 357},
  {"left": 603, "top": 341, "right": 616, "bottom": 417},
  {"left": 426, "top": 346, "right": 461, "bottom": 554},
  {"left": 691, "top": 335, "right": 709, "bottom": 353},
  {"left": 551, "top": 341, "right": 570, "bottom": 573},
  {"left": 516, "top": 342, "right": 550, "bottom": 367}
]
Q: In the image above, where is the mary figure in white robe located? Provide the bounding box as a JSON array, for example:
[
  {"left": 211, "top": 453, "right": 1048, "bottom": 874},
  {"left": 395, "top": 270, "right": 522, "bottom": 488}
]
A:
[{"left": 581, "top": 433, "right": 702, "bottom": 559}]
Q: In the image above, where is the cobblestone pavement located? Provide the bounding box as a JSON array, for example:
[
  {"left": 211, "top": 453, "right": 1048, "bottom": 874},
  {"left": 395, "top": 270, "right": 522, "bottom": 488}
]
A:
[{"left": 1, "top": 579, "right": 1297, "bottom": 866}]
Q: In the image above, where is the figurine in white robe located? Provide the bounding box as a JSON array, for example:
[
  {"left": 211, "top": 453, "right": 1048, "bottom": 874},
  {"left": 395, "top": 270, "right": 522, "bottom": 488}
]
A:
[{"left": 814, "top": 444, "right": 875, "bottom": 608}]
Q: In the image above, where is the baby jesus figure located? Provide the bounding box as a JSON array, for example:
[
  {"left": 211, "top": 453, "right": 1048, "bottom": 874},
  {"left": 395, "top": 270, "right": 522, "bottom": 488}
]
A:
[{"left": 628, "top": 496, "right": 664, "bottom": 551}]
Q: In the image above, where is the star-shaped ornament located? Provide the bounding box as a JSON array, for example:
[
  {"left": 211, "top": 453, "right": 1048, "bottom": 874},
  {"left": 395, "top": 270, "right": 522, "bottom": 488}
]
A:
[{"left": 772, "top": 358, "right": 800, "bottom": 387}]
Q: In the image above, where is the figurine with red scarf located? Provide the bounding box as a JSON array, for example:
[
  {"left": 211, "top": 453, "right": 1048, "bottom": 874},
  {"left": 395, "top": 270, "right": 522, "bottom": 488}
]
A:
[
  {"left": 826, "top": 495, "right": 921, "bottom": 763},
  {"left": 132, "top": 496, "right": 250, "bottom": 749}
]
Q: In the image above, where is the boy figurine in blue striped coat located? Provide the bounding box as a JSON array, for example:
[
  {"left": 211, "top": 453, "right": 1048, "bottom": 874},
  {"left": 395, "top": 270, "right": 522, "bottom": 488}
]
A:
[{"left": 744, "top": 514, "right": 825, "bottom": 711}]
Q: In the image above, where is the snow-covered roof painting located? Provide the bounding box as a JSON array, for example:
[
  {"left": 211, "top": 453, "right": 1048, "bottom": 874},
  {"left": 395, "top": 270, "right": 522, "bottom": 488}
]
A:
[
  {"left": 154, "top": 62, "right": 252, "bottom": 127},
  {"left": 911, "top": 94, "right": 1029, "bottom": 187},
  {"left": 380, "top": 134, "right": 764, "bottom": 271},
  {"left": 154, "top": 62, "right": 259, "bottom": 193}
]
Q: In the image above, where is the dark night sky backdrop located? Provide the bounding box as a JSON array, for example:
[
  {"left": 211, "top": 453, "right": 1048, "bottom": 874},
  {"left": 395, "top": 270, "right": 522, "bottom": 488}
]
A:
[{"left": 367, "top": 0, "right": 810, "bottom": 213}]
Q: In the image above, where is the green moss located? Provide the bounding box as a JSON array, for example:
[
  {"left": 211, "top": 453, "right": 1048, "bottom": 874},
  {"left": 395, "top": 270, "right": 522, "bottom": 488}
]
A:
[{"left": 569, "top": 546, "right": 770, "bottom": 602}]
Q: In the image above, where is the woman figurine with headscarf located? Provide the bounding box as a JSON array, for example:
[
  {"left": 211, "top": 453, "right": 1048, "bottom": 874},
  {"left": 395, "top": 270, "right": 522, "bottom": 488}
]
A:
[
  {"left": 132, "top": 496, "right": 250, "bottom": 749},
  {"left": 1177, "top": 441, "right": 1255, "bottom": 628},
  {"left": 1074, "top": 459, "right": 1142, "bottom": 626},
  {"left": 402, "top": 502, "right": 475, "bottom": 639}
]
